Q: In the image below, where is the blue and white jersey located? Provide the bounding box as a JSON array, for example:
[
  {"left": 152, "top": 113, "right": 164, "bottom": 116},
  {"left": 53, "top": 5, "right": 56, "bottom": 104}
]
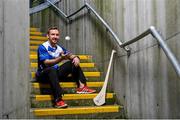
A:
[{"left": 37, "top": 41, "right": 68, "bottom": 73}]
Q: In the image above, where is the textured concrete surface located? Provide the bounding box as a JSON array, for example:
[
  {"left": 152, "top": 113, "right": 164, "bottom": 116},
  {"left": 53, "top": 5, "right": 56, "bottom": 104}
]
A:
[
  {"left": 0, "top": 0, "right": 29, "bottom": 118},
  {"left": 30, "top": 0, "right": 180, "bottom": 118},
  {"left": 0, "top": 1, "right": 3, "bottom": 118}
]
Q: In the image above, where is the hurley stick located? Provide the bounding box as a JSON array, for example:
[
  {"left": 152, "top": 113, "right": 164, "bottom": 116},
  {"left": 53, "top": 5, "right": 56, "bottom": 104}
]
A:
[{"left": 93, "top": 50, "right": 116, "bottom": 106}]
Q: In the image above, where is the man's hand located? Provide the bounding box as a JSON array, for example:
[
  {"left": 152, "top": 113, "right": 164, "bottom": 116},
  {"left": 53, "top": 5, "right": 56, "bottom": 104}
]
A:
[
  {"left": 60, "top": 52, "right": 70, "bottom": 59},
  {"left": 72, "top": 57, "right": 80, "bottom": 67}
]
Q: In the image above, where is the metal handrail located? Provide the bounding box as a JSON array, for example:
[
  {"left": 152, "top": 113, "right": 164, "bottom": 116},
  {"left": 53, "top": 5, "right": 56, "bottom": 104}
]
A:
[
  {"left": 46, "top": 0, "right": 130, "bottom": 52},
  {"left": 30, "top": 0, "right": 60, "bottom": 15},
  {"left": 33, "top": 0, "right": 180, "bottom": 77},
  {"left": 85, "top": 3, "right": 130, "bottom": 51},
  {"left": 120, "top": 26, "right": 180, "bottom": 77}
]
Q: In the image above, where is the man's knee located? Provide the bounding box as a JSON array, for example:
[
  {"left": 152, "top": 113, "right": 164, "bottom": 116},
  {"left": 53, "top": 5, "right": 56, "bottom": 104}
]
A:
[{"left": 63, "top": 61, "right": 75, "bottom": 68}]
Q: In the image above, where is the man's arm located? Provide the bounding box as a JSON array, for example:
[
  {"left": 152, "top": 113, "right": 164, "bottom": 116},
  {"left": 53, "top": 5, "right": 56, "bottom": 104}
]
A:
[
  {"left": 43, "top": 50, "right": 80, "bottom": 67},
  {"left": 38, "top": 45, "right": 68, "bottom": 67},
  {"left": 68, "top": 54, "right": 78, "bottom": 60},
  {"left": 67, "top": 54, "right": 80, "bottom": 67},
  {"left": 43, "top": 56, "right": 65, "bottom": 67}
]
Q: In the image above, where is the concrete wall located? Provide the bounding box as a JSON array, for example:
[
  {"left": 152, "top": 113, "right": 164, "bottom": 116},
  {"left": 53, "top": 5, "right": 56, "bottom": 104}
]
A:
[
  {"left": 113, "top": 0, "right": 180, "bottom": 118},
  {"left": 30, "top": 0, "right": 180, "bottom": 118},
  {"left": 0, "top": 0, "right": 29, "bottom": 118}
]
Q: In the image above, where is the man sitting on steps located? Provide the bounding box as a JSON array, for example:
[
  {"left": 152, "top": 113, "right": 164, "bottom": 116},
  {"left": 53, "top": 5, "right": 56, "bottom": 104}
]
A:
[{"left": 36, "top": 27, "right": 96, "bottom": 108}]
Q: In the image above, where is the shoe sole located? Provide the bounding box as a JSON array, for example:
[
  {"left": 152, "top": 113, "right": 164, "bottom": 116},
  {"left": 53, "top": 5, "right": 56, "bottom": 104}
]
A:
[
  {"left": 55, "top": 104, "right": 68, "bottom": 108},
  {"left": 76, "top": 91, "right": 96, "bottom": 94}
]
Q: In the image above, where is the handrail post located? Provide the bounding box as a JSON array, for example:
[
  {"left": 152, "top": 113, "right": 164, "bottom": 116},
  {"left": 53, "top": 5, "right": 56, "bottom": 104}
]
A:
[
  {"left": 120, "top": 26, "right": 180, "bottom": 77},
  {"left": 149, "top": 26, "right": 180, "bottom": 77}
]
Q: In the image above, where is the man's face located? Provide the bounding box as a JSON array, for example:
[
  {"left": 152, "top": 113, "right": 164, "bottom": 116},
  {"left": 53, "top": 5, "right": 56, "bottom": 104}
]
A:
[{"left": 47, "top": 29, "right": 60, "bottom": 45}]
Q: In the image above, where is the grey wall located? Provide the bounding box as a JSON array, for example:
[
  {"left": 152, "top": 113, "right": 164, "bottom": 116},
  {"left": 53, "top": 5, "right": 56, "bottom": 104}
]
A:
[
  {"left": 0, "top": 0, "right": 29, "bottom": 118},
  {"left": 30, "top": 0, "right": 180, "bottom": 118},
  {"left": 113, "top": 0, "right": 180, "bottom": 118}
]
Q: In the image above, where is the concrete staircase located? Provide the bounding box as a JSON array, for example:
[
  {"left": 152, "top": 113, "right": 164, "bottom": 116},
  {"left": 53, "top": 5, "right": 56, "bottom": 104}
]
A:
[{"left": 29, "top": 27, "right": 124, "bottom": 119}]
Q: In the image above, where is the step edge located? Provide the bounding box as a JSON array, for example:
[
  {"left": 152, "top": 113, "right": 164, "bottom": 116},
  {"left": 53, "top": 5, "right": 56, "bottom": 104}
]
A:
[{"left": 31, "top": 93, "right": 115, "bottom": 101}]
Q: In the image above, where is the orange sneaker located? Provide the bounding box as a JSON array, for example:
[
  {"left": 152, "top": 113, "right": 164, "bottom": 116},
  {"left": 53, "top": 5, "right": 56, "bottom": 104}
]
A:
[
  {"left": 55, "top": 99, "right": 68, "bottom": 108},
  {"left": 77, "top": 86, "right": 96, "bottom": 94}
]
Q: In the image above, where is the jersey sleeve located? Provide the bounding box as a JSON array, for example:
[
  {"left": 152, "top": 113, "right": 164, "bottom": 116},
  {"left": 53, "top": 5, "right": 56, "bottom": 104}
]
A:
[
  {"left": 61, "top": 46, "right": 70, "bottom": 54},
  {"left": 38, "top": 45, "right": 49, "bottom": 61}
]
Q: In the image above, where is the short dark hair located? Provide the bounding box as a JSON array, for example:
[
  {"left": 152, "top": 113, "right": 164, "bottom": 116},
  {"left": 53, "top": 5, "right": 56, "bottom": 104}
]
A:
[{"left": 47, "top": 27, "right": 59, "bottom": 34}]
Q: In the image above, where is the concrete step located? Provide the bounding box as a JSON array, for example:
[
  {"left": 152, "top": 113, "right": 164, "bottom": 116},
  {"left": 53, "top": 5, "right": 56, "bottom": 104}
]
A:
[
  {"left": 30, "top": 40, "right": 45, "bottom": 45},
  {"left": 31, "top": 105, "right": 121, "bottom": 116},
  {"left": 30, "top": 45, "right": 40, "bottom": 50},
  {"left": 31, "top": 98, "right": 115, "bottom": 109},
  {"left": 31, "top": 85, "right": 103, "bottom": 96},
  {"left": 31, "top": 93, "right": 114, "bottom": 101},
  {"left": 30, "top": 36, "right": 47, "bottom": 41},
  {"left": 30, "top": 54, "right": 92, "bottom": 60},
  {"left": 29, "top": 27, "right": 124, "bottom": 119},
  {"left": 30, "top": 67, "right": 98, "bottom": 73},
  {"left": 31, "top": 71, "right": 101, "bottom": 78},
  {"left": 32, "top": 82, "right": 104, "bottom": 89},
  {"left": 30, "top": 28, "right": 39, "bottom": 32},
  {"left": 30, "top": 32, "right": 44, "bottom": 36},
  {"left": 30, "top": 51, "right": 37, "bottom": 54},
  {"left": 30, "top": 62, "right": 95, "bottom": 68}
]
